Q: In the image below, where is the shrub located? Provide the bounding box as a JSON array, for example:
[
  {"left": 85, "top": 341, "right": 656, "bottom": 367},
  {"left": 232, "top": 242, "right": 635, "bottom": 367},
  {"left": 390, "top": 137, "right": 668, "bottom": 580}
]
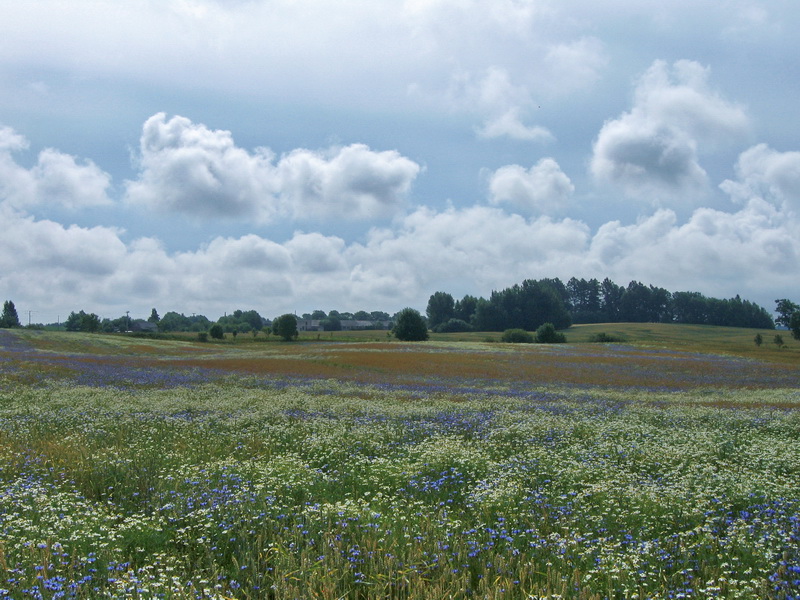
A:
[
  {"left": 433, "top": 318, "right": 474, "bottom": 333},
  {"left": 535, "top": 322, "right": 566, "bottom": 344},
  {"left": 197, "top": 332, "right": 209, "bottom": 342},
  {"left": 501, "top": 328, "right": 534, "bottom": 343},
  {"left": 589, "top": 332, "right": 624, "bottom": 343},
  {"left": 209, "top": 324, "right": 224, "bottom": 340}
]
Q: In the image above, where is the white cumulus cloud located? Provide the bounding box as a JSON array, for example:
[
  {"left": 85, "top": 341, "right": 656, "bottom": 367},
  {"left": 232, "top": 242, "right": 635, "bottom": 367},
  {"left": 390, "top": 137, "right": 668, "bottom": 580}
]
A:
[
  {"left": 591, "top": 60, "right": 750, "bottom": 205},
  {"left": 124, "top": 113, "right": 420, "bottom": 222},
  {"left": 449, "top": 67, "right": 554, "bottom": 142},
  {"left": 489, "top": 158, "right": 574, "bottom": 214},
  {"left": 720, "top": 144, "right": 800, "bottom": 213},
  {"left": 0, "top": 126, "right": 112, "bottom": 210}
]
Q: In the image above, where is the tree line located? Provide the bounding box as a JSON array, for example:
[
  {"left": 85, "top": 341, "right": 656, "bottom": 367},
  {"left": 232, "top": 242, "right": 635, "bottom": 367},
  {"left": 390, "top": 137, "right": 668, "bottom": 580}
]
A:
[
  {"left": 3, "top": 285, "right": 799, "bottom": 342},
  {"left": 426, "top": 277, "right": 778, "bottom": 333}
]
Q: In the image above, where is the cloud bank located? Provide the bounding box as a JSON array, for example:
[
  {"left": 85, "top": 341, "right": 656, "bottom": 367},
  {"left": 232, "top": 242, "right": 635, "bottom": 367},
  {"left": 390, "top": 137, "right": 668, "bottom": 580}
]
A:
[{"left": 1, "top": 111, "right": 797, "bottom": 319}]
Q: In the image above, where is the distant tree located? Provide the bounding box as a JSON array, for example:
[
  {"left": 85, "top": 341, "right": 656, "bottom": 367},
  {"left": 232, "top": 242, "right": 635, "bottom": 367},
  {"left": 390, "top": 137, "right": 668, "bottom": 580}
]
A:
[
  {"left": 272, "top": 314, "right": 299, "bottom": 341},
  {"left": 353, "top": 310, "right": 372, "bottom": 321},
  {"left": 148, "top": 308, "right": 160, "bottom": 324},
  {"left": 0, "top": 301, "right": 21, "bottom": 328},
  {"left": 392, "top": 308, "right": 428, "bottom": 341},
  {"left": 775, "top": 299, "right": 800, "bottom": 329},
  {"left": 64, "top": 310, "right": 101, "bottom": 333},
  {"left": 426, "top": 292, "right": 455, "bottom": 330},
  {"left": 159, "top": 312, "right": 194, "bottom": 332},
  {"left": 311, "top": 310, "right": 327, "bottom": 320},
  {"left": 754, "top": 333, "right": 763, "bottom": 347},
  {"left": 790, "top": 312, "right": 800, "bottom": 340},
  {"left": 501, "top": 328, "right": 533, "bottom": 343},
  {"left": 320, "top": 317, "right": 342, "bottom": 331},
  {"left": 672, "top": 291, "right": 709, "bottom": 324},
  {"left": 601, "top": 278, "right": 625, "bottom": 322},
  {"left": 208, "top": 324, "right": 224, "bottom": 339},
  {"left": 774, "top": 333, "right": 785, "bottom": 347},
  {"left": 370, "top": 311, "right": 391, "bottom": 321},
  {"left": 239, "top": 310, "right": 265, "bottom": 331},
  {"left": 472, "top": 297, "right": 507, "bottom": 332},
  {"left": 567, "top": 278, "right": 603, "bottom": 323},
  {"left": 454, "top": 295, "right": 479, "bottom": 324},
  {"left": 535, "top": 322, "right": 566, "bottom": 344}
]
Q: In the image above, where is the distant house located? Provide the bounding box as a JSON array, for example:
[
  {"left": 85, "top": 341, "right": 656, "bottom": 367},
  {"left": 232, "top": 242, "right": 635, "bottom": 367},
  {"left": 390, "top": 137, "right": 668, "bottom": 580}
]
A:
[
  {"left": 297, "top": 319, "right": 322, "bottom": 332},
  {"left": 296, "top": 319, "right": 392, "bottom": 332}
]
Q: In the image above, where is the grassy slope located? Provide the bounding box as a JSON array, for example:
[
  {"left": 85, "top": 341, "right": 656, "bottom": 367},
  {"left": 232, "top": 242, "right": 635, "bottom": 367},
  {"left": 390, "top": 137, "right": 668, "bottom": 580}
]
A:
[
  {"left": 15, "top": 321, "right": 798, "bottom": 366},
  {"left": 563, "top": 322, "right": 799, "bottom": 364}
]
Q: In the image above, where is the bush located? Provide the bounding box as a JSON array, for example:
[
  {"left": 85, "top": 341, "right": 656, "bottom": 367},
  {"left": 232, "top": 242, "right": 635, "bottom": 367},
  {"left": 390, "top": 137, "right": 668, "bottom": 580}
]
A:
[
  {"left": 209, "top": 324, "right": 224, "bottom": 339},
  {"left": 197, "top": 332, "right": 209, "bottom": 342},
  {"left": 433, "top": 318, "right": 474, "bottom": 333},
  {"left": 392, "top": 308, "right": 429, "bottom": 341},
  {"left": 589, "top": 332, "right": 624, "bottom": 343},
  {"left": 535, "top": 322, "right": 566, "bottom": 344},
  {"left": 501, "top": 328, "right": 534, "bottom": 343}
]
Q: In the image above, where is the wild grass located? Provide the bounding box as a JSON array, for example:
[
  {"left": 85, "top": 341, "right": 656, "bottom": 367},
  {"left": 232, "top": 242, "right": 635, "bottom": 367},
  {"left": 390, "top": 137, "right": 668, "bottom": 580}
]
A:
[{"left": 0, "top": 328, "right": 798, "bottom": 599}]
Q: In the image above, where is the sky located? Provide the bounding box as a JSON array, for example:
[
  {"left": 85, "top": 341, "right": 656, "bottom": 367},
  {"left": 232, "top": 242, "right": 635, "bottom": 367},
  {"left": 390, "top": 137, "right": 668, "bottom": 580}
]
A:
[{"left": 1, "top": 0, "right": 799, "bottom": 323}]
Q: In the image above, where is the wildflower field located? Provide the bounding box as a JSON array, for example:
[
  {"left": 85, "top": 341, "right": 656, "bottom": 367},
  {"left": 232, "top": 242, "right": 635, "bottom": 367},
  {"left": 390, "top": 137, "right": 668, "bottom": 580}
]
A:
[{"left": 0, "top": 328, "right": 798, "bottom": 599}]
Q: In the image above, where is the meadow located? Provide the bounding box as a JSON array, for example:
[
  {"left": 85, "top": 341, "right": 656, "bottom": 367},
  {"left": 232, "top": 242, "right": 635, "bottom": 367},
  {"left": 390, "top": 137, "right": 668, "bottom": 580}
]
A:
[{"left": 0, "top": 326, "right": 798, "bottom": 599}]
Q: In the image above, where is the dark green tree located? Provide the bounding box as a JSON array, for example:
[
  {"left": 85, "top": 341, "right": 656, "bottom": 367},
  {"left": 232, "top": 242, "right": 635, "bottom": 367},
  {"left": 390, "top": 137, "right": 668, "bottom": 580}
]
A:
[
  {"left": 0, "top": 301, "right": 21, "bottom": 328},
  {"left": 567, "top": 278, "right": 603, "bottom": 323},
  {"left": 432, "top": 318, "right": 473, "bottom": 333},
  {"left": 790, "top": 312, "right": 800, "bottom": 340},
  {"left": 64, "top": 310, "right": 101, "bottom": 333},
  {"left": 601, "top": 278, "right": 625, "bottom": 322},
  {"left": 392, "top": 308, "right": 428, "bottom": 341},
  {"left": 272, "top": 314, "right": 299, "bottom": 341},
  {"left": 472, "top": 297, "right": 507, "bottom": 331},
  {"left": 148, "top": 308, "right": 160, "bottom": 324},
  {"left": 775, "top": 299, "right": 800, "bottom": 329},
  {"left": 426, "top": 292, "right": 455, "bottom": 330},
  {"left": 320, "top": 317, "right": 342, "bottom": 331},
  {"left": 454, "top": 295, "right": 478, "bottom": 324},
  {"left": 208, "top": 324, "right": 224, "bottom": 339},
  {"left": 754, "top": 333, "right": 763, "bottom": 347}
]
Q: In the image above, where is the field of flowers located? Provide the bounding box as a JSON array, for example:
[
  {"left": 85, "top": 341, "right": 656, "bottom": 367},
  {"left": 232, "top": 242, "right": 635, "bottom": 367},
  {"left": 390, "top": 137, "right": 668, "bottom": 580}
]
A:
[{"left": 0, "top": 329, "right": 798, "bottom": 599}]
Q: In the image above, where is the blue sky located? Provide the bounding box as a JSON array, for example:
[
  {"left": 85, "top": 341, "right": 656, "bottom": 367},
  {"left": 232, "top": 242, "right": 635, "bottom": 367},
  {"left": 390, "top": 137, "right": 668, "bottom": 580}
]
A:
[{"left": 1, "top": 0, "right": 798, "bottom": 322}]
